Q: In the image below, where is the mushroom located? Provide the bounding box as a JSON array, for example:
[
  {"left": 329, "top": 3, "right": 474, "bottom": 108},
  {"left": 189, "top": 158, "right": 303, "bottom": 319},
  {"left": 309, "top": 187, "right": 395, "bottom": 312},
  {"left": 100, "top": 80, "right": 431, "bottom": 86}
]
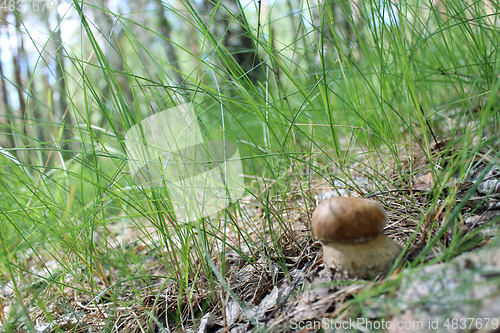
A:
[{"left": 311, "top": 196, "right": 400, "bottom": 279}]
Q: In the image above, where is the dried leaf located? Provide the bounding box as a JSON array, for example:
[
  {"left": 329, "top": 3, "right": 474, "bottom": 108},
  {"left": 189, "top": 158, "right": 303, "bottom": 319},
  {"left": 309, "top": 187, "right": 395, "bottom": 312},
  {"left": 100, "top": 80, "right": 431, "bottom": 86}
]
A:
[
  {"left": 196, "top": 312, "right": 214, "bottom": 333},
  {"left": 225, "top": 300, "right": 242, "bottom": 326}
]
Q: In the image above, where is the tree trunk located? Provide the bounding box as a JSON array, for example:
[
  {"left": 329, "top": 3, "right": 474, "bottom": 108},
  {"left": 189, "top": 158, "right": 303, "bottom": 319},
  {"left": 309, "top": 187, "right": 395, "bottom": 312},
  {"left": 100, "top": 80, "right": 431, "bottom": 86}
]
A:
[
  {"left": 329, "top": 0, "right": 357, "bottom": 60},
  {"left": 201, "top": 0, "right": 264, "bottom": 84},
  {"left": 128, "top": 0, "right": 150, "bottom": 72},
  {"left": 93, "top": 0, "right": 134, "bottom": 127},
  {"left": 6, "top": 10, "right": 28, "bottom": 162},
  {"left": 15, "top": 11, "right": 44, "bottom": 163},
  {"left": 0, "top": 52, "right": 15, "bottom": 151},
  {"left": 0, "top": 12, "right": 15, "bottom": 151},
  {"left": 156, "top": 1, "right": 184, "bottom": 87},
  {"left": 310, "top": 0, "right": 358, "bottom": 66},
  {"left": 42, "top": 3, "right": 74, "bottom": 156},
  {"left": 55, "top": 6, "right": 74, "bottom": 155}
]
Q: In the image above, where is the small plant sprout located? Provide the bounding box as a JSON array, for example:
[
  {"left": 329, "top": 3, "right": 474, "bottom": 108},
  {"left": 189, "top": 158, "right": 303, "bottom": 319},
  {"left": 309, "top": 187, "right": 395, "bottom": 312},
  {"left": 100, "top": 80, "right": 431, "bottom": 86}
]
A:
[{"left": 312, "top": 197, "right": 400, "bottom": 279}]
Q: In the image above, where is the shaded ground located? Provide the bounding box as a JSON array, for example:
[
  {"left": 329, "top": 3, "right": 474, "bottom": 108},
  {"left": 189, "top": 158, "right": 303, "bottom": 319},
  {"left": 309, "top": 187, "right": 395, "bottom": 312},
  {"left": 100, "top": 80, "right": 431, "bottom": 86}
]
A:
[{"left": 2, "top": 146, "right": 500, "bottom": 333}]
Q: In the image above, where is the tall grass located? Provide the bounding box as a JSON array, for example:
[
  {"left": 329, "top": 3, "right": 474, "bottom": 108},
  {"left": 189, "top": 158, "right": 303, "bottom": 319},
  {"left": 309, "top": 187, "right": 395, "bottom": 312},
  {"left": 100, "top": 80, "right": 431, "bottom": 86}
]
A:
[{"left": 0, "top": 0, "right": 499, "bottom": 330}]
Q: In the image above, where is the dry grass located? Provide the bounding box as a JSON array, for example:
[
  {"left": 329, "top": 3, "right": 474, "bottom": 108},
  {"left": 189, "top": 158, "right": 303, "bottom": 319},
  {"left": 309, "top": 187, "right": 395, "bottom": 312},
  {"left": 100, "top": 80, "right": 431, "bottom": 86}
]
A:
[{"left": 2, "top": 135, "right": 499, "bottom": 333}]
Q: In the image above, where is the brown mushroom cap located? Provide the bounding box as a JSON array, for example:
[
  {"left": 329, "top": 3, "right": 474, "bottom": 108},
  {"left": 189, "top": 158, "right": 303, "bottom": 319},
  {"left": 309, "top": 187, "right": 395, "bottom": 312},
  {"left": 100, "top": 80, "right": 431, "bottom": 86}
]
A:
[
  {"left": 311, "top": 196, "right": 400, "bottom": 279},
  {"left": 312, "top": 197, "right": 388, "bottom": 243}
]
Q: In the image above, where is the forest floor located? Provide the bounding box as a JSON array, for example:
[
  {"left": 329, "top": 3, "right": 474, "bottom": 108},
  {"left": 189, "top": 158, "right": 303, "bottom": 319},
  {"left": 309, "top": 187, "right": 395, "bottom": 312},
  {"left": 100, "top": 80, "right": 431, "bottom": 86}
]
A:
[{"left": 5, "top": 138, "right": 500, "bottom": 333}]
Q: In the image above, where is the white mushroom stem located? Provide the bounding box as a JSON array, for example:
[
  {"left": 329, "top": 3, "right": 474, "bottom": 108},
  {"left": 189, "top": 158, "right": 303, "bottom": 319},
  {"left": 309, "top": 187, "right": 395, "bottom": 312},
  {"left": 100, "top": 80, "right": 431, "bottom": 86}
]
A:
[{"left": 322, "top": 233, "right": 400, "bottom": 279}]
